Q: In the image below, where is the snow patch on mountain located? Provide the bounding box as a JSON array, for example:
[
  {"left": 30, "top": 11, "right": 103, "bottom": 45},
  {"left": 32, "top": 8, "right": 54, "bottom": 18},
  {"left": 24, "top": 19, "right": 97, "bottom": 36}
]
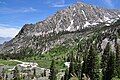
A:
[
  {"left": 66, "top": 20, "right": 74, "bottom": 31},
  {"left": 77, "top": 26, "right": 80, "bottom": 30},
  {"left": 34, "top": 32, "right": 42, "bottom": 36},
  {"left": 104, "top": 16, "right": 110, "bottom": 21},
  {"left": 84, "top": 21, "right": 91, "bottom": 28},
  {"left": 81, "top": 10, "right": 87, "bottom": 20},
  {"left": 91, "top": 22, "right": 99, "bottom": 26},
  {"left": 107, "top": 19, "right": 115, "bottom": 23},
  {"left": 98, "top": 18, "right": 104, "bottom": 22},
  {"left": 118, "top": 15, "right": 120, "bottom": 17},
  {"left": 105, "top": 23, "right": 110, "bottom": 26}
]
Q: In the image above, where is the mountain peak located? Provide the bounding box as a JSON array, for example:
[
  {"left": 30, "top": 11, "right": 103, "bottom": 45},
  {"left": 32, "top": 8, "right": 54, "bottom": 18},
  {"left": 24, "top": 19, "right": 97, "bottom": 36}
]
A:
[{"left": 0, "top": 2, "right": 120, "bottom": 56}]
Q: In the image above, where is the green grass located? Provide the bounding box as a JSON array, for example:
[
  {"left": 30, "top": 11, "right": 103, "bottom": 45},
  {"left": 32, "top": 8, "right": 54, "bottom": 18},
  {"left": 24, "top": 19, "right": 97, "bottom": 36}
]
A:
[
  {"left": 37, "top": 45, "right": 77, "bottom": 70},
  {"left": 0, "top": 39, "right": 82, "bottom": 70},
  {"left": 21, "top": 45, "right": 74, "bottom": 70},
  {"left": 0, "top": 59, "right": 21, "bottom": 66},
  {"left": 22, "top": 58, "right": 66, "bottom": 70}
]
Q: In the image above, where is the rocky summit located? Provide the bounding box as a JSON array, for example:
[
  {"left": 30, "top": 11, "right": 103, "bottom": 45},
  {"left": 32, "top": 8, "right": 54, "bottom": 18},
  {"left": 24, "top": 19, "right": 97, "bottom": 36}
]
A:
[{"left": 0, "top": 2, "right": 120, "bottom": 58}]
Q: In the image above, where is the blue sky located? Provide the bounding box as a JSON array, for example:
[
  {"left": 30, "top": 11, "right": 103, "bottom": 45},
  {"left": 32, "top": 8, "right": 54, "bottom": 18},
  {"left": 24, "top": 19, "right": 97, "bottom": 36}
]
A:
[{"left": 0, "top": 0, "right": 120, "bottom": 38}]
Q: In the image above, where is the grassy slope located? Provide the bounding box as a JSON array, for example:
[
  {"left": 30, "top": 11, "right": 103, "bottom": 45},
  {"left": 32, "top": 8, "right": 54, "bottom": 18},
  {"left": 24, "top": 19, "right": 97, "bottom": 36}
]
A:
[
  {"left": 0, "top": 59, "right": 20, "bottom": 66},
  {"left": 22, "top": 45, "right": 77, "bottom": 70}
]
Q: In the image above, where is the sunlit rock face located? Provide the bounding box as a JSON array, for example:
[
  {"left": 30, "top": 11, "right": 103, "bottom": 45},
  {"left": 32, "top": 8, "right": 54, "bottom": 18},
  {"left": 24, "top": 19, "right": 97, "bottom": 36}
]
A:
[{"left": 0, "top": 2, "right": 120, "bottom": 57}]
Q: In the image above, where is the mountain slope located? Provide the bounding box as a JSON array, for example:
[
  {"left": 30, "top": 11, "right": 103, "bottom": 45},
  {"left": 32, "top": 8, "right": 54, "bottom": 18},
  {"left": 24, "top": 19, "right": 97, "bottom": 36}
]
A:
[{"left": 0, "top": 2, "right": 120, "bottom": 58}]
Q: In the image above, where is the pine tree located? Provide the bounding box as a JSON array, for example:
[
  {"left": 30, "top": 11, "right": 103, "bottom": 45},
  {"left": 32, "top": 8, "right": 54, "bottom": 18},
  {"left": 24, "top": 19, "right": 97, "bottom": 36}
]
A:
[
  {"left": 69, "top": 60, "right": 75, "bottom": 78},
  {"left": 44, "top": 69, "right": 46, "bottom": 77},
  {"left": 92, "top": 50, "right": 101, "bottom": 80},
  {"left": 5, "top": 74, "right": 8, "bottom": 80},
  {"left": 85, "top": 45, "right": 101, "bottom": 80},
  {"left": 68, "top": 51, "right": 76, "bottom": 78},
  {"left": 101, "top": 42, "right": 111, "bottom": 80},
  {"left": 64, "top": 69, "right": 69, "bottom": 80},
  {"left": 13, "top": 66, "right": 20, "bottom": 80},
  {"left": 49, "top": 59, "right": 57, "bottom": 80},
  {"left": 82, "top": 39, "right": 91, "bottom": 76},
  {"left": 105, "top": 52, "right": 116, "bottom": 80},
  {"left": 115, "top": 43, "right": 120, "bottom": 78},
  {"left": 76, "top": 61, "right": 82, "bottom": 80},
  {"left": 33, "top": 68, "right": 36, "bottom": 77},
  {"left": 76, "top": 43, "right": 83, "bottom": 80},
  {"left": 64, "top": 51, "right": 77, "bottom": 80},
  {"left": 1, "top": 68, "right": 5, "bottom": 79}
]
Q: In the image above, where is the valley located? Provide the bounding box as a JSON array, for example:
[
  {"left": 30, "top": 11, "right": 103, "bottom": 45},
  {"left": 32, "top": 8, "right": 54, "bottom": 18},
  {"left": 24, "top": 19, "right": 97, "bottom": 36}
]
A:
[{"left": 1, "top": 2, "right": 120, "bottom": 80}]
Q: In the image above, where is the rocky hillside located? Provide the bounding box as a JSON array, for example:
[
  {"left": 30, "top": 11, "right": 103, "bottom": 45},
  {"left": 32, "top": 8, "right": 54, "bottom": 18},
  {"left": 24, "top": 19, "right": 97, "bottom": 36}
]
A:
[{"left": 0, "top": 2, "right": 120, "bottom": 58}]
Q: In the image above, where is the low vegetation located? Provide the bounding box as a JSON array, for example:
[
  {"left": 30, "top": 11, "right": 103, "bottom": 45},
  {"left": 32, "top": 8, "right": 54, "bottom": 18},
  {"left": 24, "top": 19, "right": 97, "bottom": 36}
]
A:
[{"left": 0, "top": 59, "right": 20, "bottom": 66}]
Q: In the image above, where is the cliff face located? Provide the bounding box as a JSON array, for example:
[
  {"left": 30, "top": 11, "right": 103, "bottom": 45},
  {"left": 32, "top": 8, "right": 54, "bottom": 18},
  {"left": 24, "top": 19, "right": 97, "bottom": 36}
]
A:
[{"left": 0, "top": 2, "right": 120, "bottom": 56}]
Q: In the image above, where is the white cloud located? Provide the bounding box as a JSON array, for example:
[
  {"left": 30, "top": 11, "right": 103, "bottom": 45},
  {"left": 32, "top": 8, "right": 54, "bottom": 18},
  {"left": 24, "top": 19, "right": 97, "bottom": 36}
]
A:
[
  {"left": 104, "top": 0, "right": 114, "bottom": 8},
  {"left": 51, "top": 4, "right": 70, "bottom": 7},
  {"left": 105, "top": 0, "right": 112, "bottom": 3},
  {"left": 0, "top": 24, "right": 20, "bottom": 38},
  {"left": 0, "top": 7, "right": 37, "bottom": 14},
  {"left": 22, "top": 7, "right": 37, "bottom": 12},
  {"left": 46, "top": 0, "right": 71, "bottom": 8}
]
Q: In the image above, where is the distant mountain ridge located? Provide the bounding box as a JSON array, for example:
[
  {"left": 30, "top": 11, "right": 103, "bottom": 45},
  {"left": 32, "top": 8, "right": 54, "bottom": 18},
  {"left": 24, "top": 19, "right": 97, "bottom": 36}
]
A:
[
  {"left": 0, "top": 37, "right": 11, "bottom": 44},
  {"left": 0, "top": 2, "right": 120, "bottom": 57},
  {"left": 0, "top": 44, "right": 2, "bottom": 47}
]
